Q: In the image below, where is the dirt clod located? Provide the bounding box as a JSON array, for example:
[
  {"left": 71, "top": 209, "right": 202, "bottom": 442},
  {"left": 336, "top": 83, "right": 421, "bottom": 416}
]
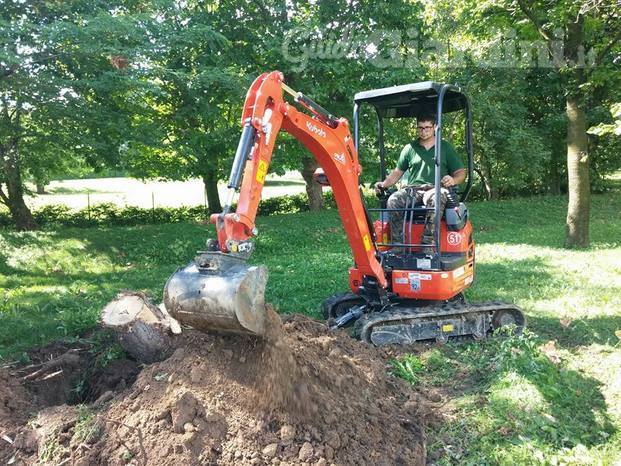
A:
[
  {"left": 298, "top": 441, "right": 314, "bottom": 461},
  {"left": 263, "top": 442, "right": 279, "bottom": 457},
  {"left": 280, "top": 424, "right": 296, "bottom": 443}
]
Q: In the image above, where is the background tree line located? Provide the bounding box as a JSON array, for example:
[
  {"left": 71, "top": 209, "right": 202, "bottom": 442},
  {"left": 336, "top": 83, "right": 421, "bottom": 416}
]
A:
[{"left": 1, "top": 0, "right": 619, "bottom": 247}]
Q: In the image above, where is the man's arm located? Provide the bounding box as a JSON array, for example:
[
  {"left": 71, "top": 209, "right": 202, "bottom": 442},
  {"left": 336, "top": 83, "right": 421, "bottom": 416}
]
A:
[
  {"left": 441, "top": 168, "right": 466, "bottom": 188},
  {"left": 375, "top": 168, "right": 404, "bottom": 192},
  {"left": 441, "top": 141, "right": 466, "bottom": 187}
]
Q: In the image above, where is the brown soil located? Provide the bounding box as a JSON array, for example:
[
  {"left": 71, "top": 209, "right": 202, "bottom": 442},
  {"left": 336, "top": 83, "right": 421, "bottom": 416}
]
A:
[{"left": 0, "top": 310, "right": 428, "bottom": 465}]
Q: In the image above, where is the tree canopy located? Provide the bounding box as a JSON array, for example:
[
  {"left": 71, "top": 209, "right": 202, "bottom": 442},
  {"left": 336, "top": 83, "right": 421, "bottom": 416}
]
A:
[{"left": 1, "top": 0, "right": 619, "bottom": 245}]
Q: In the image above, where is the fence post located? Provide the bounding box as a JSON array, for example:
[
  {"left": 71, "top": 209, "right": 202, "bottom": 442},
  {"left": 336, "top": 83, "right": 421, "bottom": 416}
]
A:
[{"left": 204, "top": 187, "right": 208, "bottom": 217}]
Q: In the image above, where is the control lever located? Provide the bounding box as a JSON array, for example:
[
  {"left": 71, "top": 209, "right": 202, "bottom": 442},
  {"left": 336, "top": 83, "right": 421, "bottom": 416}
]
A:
[{"left": 446, "top": 186, "right": 459, "bottom": 209}]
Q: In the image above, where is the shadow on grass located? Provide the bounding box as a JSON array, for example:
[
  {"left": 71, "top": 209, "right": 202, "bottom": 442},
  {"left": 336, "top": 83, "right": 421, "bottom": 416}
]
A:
[
  {"left": 530, "top": 314, "right": 621, "bottom": 349},
  {"left": 429, "top": 334, "right": 616, "bottom": 462},
  {"left": 470, "top": 192, "right": 621, "bottom": 249},
  {"left": 485, "top": 360, "right": 613, "bottom": 451},
  {"left": 0, "top": 266, "right": 172, "bottom": 360},
  {"left": 0, "top": 226, "right": 199, "bottom": 359},
  {"left": 469, "top": 257, "right": 562, "bottom": 303},
  {"left": 0, "top": 295, "right": 96, "bottom": 359},
  {"left": 473, "top": 259, "right": 621, "bottom": 350}
]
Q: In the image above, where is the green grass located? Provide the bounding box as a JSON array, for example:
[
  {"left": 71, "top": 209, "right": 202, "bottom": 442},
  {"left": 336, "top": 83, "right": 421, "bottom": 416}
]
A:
[
  {"left": 1, "top": 190, "right": 620, "bottom": 463},
  {"left": 420, "top": 329, "right": 620, "bottom": 465}
]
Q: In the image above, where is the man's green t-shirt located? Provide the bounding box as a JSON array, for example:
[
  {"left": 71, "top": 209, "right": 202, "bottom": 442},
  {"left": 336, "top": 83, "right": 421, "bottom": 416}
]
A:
[{"left": 397, "top": 139, "right": 464, "bottom": 186}]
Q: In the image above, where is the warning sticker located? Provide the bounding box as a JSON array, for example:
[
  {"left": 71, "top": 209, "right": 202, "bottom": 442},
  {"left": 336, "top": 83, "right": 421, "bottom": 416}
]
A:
[
  {"left": 410, "top": 278, "right": 421, "bottom": 292},
  {"left": 409, "top": 273, "right": 432, "bottom": 280},
  {"left": 416, "top": 258, "right": 431, "bottom": 269},
  {"left": 465, "top": 275, "right": 474, "bottom": 285},
  {"left": 256, "top": 160, "right": 268, "bottom": 184},
  {"left": 453, "top": 266, "right": 465, "bottom": 278},
  {"left": 363, "top": 234, "right": 372, "bottom": 252},
  {"left": 394, "top": 277, "right": 408, "bottom": 285}
]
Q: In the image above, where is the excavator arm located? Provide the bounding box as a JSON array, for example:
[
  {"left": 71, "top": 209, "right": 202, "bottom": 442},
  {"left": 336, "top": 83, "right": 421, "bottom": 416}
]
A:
[
  {"left": 211, "top": 71, "right": 386, "bottom": 287},
  {"left": 164, "top": 71, "right": 385, "bottom": 338}
]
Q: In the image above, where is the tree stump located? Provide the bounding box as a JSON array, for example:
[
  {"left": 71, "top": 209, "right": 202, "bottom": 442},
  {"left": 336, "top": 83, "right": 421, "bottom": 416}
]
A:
[{"left": 101, "top": 292, "right": 181, "bottom": 364}]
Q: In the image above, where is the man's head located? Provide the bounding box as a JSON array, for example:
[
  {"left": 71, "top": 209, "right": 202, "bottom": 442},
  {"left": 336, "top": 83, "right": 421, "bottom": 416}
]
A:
[{"left": 417, "top": 114, "right": 436, "bottom": 142}]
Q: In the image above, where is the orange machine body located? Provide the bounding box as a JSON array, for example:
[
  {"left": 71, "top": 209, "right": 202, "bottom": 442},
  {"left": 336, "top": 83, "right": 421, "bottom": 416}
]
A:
[{"left": 355, "top": 219, "right": 475, "bottom": 300}]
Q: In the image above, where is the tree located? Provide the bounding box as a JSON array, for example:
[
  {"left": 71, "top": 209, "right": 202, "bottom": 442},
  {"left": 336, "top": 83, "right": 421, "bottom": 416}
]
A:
[
  {"left": 0, "top": 0, "right": 150, "bottom": 229},
  {"left": 205, "top": 0, "right": 427, "bottom": 210},
  {"left": 490, "top": 0, "right": 620, "bottom": 247},
  {"left": 115, "top": 1, "right": 249, "bottom": 213},
  {"left": 418, "top": 0, "right": 620, "bottom": 245}
]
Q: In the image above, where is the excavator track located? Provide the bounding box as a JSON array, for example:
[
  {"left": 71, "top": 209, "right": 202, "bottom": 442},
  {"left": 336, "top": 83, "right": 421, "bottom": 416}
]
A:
[{"left": 353, "top": 301, "right": 525, "bottom": 346}]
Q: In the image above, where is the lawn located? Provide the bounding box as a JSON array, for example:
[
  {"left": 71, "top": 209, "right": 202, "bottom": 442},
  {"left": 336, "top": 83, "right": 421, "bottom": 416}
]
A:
[
  {"left": 1, "top": 190, "right": 620, "bottom": 464},
  {"left": 25, "top": 172, "right": 307, "bottom": 210}
]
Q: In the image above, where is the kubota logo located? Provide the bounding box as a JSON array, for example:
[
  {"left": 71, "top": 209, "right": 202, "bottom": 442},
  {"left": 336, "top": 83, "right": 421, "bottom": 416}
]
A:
[
  {"left": 447, "top": 232, "right": 462, "bottom": 245},
  {"left": 306, "top": 121, "right": 326, "bottom": 138}
]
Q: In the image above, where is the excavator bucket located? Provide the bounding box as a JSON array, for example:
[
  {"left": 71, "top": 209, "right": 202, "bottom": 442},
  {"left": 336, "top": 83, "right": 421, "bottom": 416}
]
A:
[{"left": 163, "top": 253, "right": 268, "bottom": 336}]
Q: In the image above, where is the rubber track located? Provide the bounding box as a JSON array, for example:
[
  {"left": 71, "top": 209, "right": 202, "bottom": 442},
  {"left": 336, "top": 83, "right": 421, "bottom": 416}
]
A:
[{"left": 354, "top": 300, "right": 525, "bottom": 345}]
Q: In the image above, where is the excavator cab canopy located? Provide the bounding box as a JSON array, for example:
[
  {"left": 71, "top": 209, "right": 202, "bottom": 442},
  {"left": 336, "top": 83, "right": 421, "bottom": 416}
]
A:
[
  {"left": 353, "top": 81, "right": 467, "bottom": 119},
  {"left": 352, "top": 81, "right": 474, "bottom": 201}
]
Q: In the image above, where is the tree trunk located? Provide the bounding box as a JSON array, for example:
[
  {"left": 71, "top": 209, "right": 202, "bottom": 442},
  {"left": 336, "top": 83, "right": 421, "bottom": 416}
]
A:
[
  {"left": 565, "top": 95, "right": 590, "bottom": 248},
  {"left": 101, "top": 292, "right": 181, "bottom": 364},
  {"left": 300, "top": 156, "right": 324, "bottom": 211},
  {"left": 202, "top": 169, "right": 222, "bottom": 213},
  {"left": 0, "top": 149, "right": 38, "bottom": 231},
  {"left": 36, "top": 182, "right": 46, "bottom": 194},
  {"left": 476, "top": 153, "right": 498, "bottom": 200},
  {"left": 564, "top": 17, "right": 590, "bottom": 248}
]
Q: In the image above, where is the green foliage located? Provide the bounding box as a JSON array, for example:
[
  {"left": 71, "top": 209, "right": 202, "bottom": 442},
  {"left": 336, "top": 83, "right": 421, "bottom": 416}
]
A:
[
  {"left": 91, "top": 331, "right": 127, "bottom": 368},
  {"left": 2, "top": 0, "right": 620, "bottom": 232},
  {"left": 391, "top": 350, "right": 458, "bottom": 387},
  {"left": 589, "top": 103, "right": 621, "bottom": 137},
  {"left": 0, "top": 203, "right": 207, "bottom": 228},
  {"left": 72, "top": 405, "right": 102, "bottom": 444},
  {"left": 391, "top": 354, "right": 425, "bottom": 386},
  {"left": 39, "top": 435, "right": 63, "bottom": 463}
]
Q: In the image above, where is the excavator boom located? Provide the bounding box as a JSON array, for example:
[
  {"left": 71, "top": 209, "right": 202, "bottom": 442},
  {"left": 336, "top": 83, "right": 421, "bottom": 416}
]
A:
[{"left": 164, "top": 71, "right": 385, "bottom": 336}]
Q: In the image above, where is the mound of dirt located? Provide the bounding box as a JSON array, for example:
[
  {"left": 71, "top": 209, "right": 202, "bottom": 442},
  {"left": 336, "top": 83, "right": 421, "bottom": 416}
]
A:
[{"left": 1, "top": 310, "right": 428, "bottom": 465}]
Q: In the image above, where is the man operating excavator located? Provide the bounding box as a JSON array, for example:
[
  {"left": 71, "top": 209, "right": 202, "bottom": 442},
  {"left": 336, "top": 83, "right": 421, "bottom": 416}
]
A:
[{"left": 374, "top": 114, "right": 466, "bottom": 253}]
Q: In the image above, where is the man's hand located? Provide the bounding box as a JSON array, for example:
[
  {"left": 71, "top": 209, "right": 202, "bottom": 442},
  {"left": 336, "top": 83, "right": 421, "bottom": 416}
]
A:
[
  {"left": 441, "top": 175, "right": 455, "bottom": 187},
  {"left": 374, "top": 181, "right": 385, "bottom": 194}
]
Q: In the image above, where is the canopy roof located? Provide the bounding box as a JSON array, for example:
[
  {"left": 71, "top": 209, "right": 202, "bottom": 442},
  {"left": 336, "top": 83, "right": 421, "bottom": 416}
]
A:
[{"left": 354, "top": 82, "right": 467, "bottom": 118}]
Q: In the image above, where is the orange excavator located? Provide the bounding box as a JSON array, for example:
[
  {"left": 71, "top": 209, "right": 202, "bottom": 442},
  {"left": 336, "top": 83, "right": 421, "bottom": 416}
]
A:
[{"left": 163, "top": 71, "right": 525, "bottom": 345}]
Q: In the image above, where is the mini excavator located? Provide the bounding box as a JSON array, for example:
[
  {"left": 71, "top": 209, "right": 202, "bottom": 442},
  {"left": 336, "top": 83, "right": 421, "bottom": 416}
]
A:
[{"left": 163, "top": 71, "right": 525, "bottom": 345}]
